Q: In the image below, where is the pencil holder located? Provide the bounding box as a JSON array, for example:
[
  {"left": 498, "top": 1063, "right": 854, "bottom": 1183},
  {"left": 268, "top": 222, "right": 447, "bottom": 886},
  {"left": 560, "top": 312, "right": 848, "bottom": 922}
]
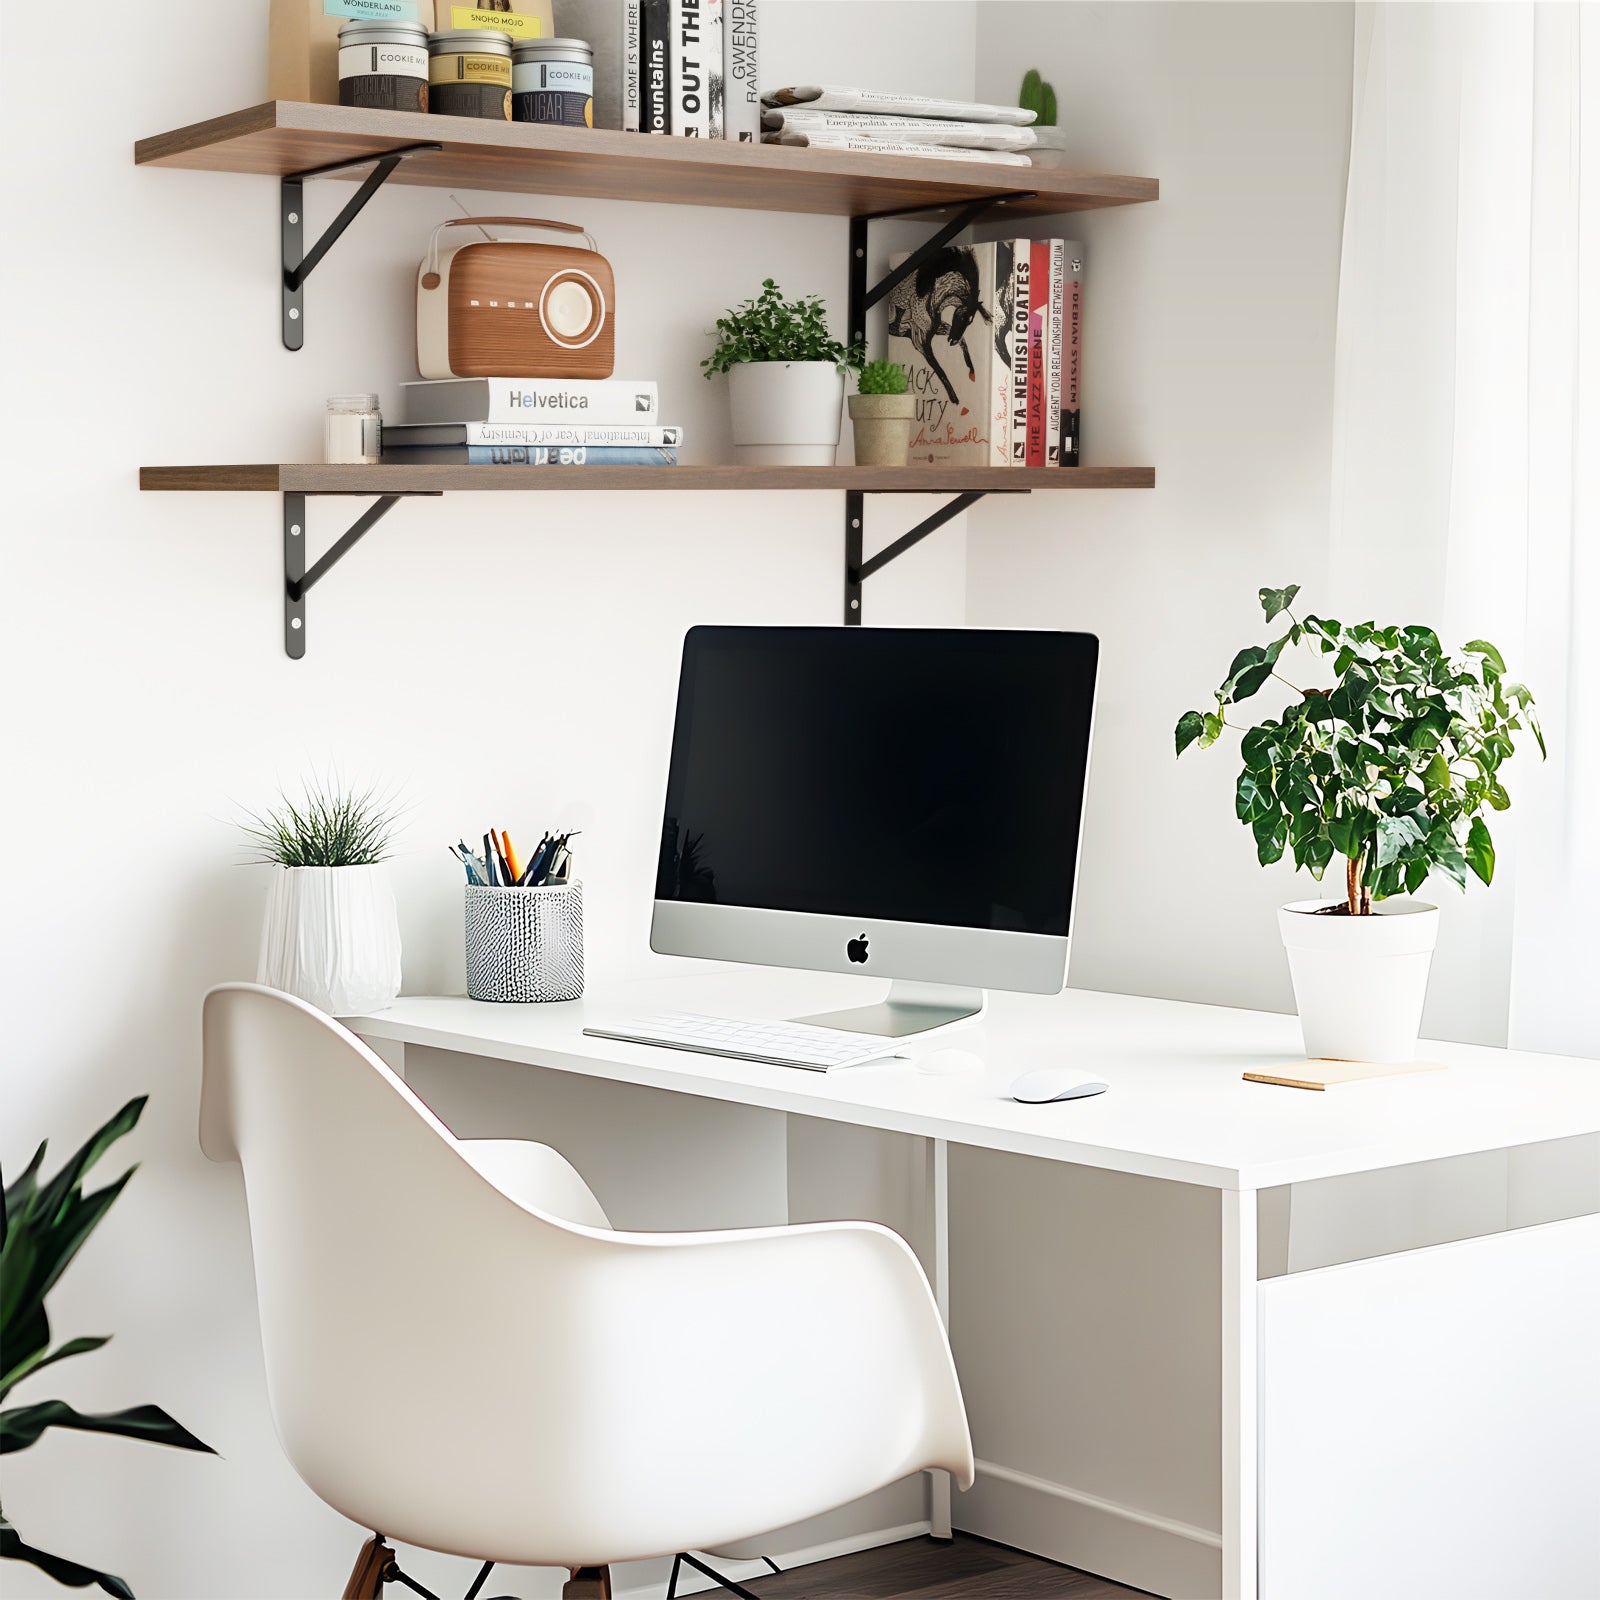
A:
[{"left": 464, "top": 881, "right": 584, "bottom": 1003}]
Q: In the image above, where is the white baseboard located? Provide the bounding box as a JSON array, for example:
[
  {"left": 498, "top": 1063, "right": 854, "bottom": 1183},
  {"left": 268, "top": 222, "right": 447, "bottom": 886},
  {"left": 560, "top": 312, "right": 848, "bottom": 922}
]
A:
[
  {"left": 958, "top": 1458, "right": 1221, "bottom": 1600},
  {"left": 615, "top": 1521, "right": 933, "bottom": 1599}
]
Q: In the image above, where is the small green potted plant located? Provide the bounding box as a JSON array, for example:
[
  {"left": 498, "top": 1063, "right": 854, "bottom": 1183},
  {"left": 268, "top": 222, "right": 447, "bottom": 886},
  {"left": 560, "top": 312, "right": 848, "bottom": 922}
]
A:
[
  {"left": 702, "top": 278, "right": 862, "bottom": 465},
  {"left": 242, "top": 776, "right": 403, "bottom": 1017},
  {"left": 1176, "top": 585, "right": 1542, "bottom": 1063},
  {"left": 848, "top": 360, "right": 915, "bottom": 466}
]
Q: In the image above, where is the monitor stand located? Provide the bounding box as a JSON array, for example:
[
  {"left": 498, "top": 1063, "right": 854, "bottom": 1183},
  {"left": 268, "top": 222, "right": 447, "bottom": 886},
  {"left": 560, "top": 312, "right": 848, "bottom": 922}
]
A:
[{"left": 797, "top": 980, "right": 986, "bottom": 1039}]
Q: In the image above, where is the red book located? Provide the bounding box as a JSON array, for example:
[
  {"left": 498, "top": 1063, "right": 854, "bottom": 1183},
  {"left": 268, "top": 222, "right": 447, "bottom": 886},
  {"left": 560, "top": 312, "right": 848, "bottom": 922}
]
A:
[{"left": 1026, "top": 239, "right": 1049, "bottom": 467}]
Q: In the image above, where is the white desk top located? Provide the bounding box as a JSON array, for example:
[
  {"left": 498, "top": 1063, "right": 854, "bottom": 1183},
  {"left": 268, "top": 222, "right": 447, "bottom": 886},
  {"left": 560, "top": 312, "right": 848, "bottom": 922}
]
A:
[{"left": 348, "top": 969, "right": 1600, "bottom": 1192}]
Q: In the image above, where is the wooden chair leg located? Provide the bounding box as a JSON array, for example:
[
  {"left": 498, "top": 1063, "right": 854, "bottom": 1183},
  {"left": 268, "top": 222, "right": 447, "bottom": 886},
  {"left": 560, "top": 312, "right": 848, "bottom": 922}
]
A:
[
  {"left": 341, "top": 1534, "right": 394, "bottom": 1600},
  {"left": 563, "top": 1566, "right": 613, "bottom": 1599}
]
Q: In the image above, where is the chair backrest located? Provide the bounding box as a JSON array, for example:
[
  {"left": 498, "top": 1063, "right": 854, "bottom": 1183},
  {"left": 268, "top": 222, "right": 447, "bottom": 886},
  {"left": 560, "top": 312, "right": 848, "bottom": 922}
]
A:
[{"left": 201, "top": 984, "right": 615, "bottom": 1554}]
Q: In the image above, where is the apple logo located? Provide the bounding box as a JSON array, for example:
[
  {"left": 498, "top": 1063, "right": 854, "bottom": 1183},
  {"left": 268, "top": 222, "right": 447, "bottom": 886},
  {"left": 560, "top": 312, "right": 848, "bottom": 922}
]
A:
[{"left": 846, "top": 934, "right": 870, "bottom": 964}]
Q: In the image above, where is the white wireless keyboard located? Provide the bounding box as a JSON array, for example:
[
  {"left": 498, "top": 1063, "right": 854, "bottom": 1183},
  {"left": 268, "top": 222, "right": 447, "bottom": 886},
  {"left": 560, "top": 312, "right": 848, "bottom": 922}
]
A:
[{"left": 582, "top": 1011, "right": 897, "bottom": 1072}]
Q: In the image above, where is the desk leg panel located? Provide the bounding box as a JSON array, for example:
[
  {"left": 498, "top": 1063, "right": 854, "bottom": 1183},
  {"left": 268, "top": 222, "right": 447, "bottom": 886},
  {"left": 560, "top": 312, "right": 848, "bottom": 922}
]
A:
[{"left": 1221, "top": 1189, "right": 1259, "bottom": 1600}]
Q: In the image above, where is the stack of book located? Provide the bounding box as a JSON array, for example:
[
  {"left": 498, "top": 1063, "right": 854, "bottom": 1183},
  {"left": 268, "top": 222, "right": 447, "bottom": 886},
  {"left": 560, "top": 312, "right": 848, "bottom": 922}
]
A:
[
  {"left": 626, "top": 0, "right": 760, "bottom": 141},
  {"left": 760, "top": 86, "right": 1043, "bottom": 168},
  {"left": 886, "top": 239, "right": 1084, "bottom": 469},
  {"left": 384, "top": 378, "right": 681, "bottom": 467}
]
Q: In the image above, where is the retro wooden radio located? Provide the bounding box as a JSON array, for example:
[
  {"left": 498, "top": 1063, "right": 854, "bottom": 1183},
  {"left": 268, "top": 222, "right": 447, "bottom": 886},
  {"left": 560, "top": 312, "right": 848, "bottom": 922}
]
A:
[{"left": 416, "top": 217, "right": 615, "bottom": 379}]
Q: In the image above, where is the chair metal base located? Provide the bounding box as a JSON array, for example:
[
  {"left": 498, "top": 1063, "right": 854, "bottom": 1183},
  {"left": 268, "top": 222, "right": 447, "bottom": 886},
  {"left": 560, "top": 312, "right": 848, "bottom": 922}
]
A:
[{"left": 666, "top": 1551, "right": 780, "bottom": 1599}]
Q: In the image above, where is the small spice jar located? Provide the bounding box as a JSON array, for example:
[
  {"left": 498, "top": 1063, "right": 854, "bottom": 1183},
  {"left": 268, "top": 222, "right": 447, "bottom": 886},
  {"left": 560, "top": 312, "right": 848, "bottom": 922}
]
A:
[
  {"left": 338, "top": 19, "right": 430, "bottom": 113},
  {"left": 512, "top": 38, "right": 595, "bottom": 128},
  {"left": 325, "top": 395, "right": 382, "bottom": 465},
  {"left": 428, "top": 29, "right": 513, "bottom": 120}
]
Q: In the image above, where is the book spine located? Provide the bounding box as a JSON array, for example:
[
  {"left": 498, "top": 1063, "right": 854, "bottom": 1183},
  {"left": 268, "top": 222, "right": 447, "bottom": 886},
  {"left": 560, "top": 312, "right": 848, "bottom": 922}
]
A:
[
  {"left": 389, "top": 423, "right": 683, "bottom": 446},
  {"left": 642, "top": 0, "right": 671, "bottom": 134},
  {"left": 1046, "top": 239, "right": 1064, "bottom": 468},
  {"left": 989, "top": 239, "right": 1014, "bottom": 467},
  {"left": 1009, "top": 246, "right": 1031, "bottom": 465},
  {"left": 389, "top": 446, "right": 680, "bottom": 466},
  {"left": 623, "top": 0, "right": 642, "bottom": 131},
  {"left": 669, "top": 0, "right": 709, "bottom": 135},
  {"left": 1061, "top": 243, "right": 1083, "bottom": 467},
  {"left": 724, "top": 0, "right": 759, "bottom": 142},
  {"left": 484, "top": 380, "right": 659, "bottom": 424},
  {"left": 1026, "top": 240, "right": 1048, "bottom": 468},
  {"left": 763, "top": 133, "right": 1031, "bottom": 166},
  {"left": 703, "top": 0, "right": 724, "bottom": 137}
]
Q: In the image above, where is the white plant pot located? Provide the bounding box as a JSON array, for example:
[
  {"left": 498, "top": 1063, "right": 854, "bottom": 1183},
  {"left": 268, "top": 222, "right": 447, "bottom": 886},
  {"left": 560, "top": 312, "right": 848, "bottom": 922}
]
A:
[
  {"left": 257, "top": 864, "right": 403, "bottom": 1017},
  {"left": 727, "top": 361, "right": 845, "bottom": 466},
  {"left": 1278, "top": 898, "right": 1440, "bottom": 1063}
]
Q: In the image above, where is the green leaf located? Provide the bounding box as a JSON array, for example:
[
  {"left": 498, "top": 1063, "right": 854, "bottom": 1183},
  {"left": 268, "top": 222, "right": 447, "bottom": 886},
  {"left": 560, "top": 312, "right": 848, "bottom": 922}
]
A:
[
  {"left": 1240, "top": 725, "right": 1278, "bottom": 771},
  {"left": 1253, "top": 811, "right": 1288, "bottom": 865},
  {"left": 1174, "top": 710, "right": 1207, "bottom": 757},
  {"left": 1304, "top": 834, "right": 1335, "bottom": 878},
  {"left": 1199, "top": 712, "right": 1224, "bottom": 750},
  {"left": 1423, "top": 751, "right": 1452, "bottom": 798},
  {"left": 1259, "top": 584, "right": 1301, "bottom": 621},
  {"left": 0, "top": 1400, "right": 215, "bottom": 1457},
  {"left": 1376, "top": 813, "right": 1427, "bottom": 868},
  {"left": 1464, "top": 639, "right": 1506, "bottom": 677},
  {"left": 34, "top": 1099, "right": 145, "bottom": 1228},
  {"left": 0, "top": 1335, "right": 110, "bottom": 1404},
  {"left": 0, "top": 1515, "right": 134, "bottom": 1600},
  {"left": 1466, "top": 816, "right": 1496, "bottom": 885},
  {"left": 1236, "top": 771, "right": 1274, "bottom": 824}
]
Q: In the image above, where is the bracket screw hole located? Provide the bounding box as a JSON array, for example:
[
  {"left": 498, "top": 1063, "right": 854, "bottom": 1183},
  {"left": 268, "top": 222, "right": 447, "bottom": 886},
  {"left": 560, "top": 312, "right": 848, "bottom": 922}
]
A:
[
  {"left": 290, "top": 617, "right": 303, "bottom": 630},
  {"left": 288, "top": 307, "right": 300, "bottom": 320},
  {"left": 288, "top": 211, "right": 299, "bottom": 224},
  {"left": 850, "top": 599, "right": 860, "bottom": 610},
  {"left": 290, "top": 525, "right": 302, "bottom": 536},
  {"left": 851, "top": 519, "right": 860, "bottom": 529}
]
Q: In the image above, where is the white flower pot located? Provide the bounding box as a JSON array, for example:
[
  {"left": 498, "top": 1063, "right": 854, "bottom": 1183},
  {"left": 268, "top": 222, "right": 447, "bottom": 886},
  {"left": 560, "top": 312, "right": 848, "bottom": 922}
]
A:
[
  {"left": 257, "top": 864, "right": 403, "bottom": 1017},
  {"left": 1278, "top": 898, "right": 1440, "bottom": 1063},
  {"left": 727, "top": 361, "right": 845, "bottom": 466}
]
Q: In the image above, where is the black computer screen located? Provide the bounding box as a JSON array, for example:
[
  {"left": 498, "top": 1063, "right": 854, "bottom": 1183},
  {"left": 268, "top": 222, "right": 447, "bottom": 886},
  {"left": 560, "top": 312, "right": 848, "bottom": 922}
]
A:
[{"left": 656, "top": 627, "right": 1098, "bottom": 935}]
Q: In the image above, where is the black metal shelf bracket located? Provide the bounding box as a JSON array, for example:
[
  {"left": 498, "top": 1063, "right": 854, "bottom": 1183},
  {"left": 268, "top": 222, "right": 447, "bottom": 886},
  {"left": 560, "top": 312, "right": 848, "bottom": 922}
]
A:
[
  {"left": 282, "top": 143, "right": 441, "bottom": 349},
  {"left": 843, "top": 191, "right": 1037, "bottom": 623},
  {"left": 283, "top": 490, "right": 438, "bottom": 659}
]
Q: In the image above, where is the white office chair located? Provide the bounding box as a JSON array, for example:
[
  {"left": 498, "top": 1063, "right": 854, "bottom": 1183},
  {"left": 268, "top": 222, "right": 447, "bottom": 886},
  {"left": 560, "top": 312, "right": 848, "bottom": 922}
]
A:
[{"left": 200, "top": 984, "right": 973, "bottom": 1600}]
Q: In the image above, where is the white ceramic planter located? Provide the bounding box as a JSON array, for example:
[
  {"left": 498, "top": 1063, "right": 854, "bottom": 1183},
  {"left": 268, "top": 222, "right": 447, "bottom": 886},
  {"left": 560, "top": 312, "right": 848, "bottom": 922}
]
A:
[
  {"left": 1278, "top": 898, "right": 1440, "bottom": 1063},
  {"left": 727, "top": 361, "right": 845, "bottom": 465},
  {"left": 257, "top": 864, "right": 402, "bottom": 1017}
]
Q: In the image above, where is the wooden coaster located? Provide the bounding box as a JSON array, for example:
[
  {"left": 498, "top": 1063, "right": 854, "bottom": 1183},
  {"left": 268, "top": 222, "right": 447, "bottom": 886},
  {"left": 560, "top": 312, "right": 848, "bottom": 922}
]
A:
[{"left": 1244, "top": 1059, "right": 1447, "bottom": 1091}]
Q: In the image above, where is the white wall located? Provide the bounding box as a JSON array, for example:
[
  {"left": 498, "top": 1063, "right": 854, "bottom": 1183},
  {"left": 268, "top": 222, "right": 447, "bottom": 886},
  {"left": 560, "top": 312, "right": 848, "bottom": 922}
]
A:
[
  {"left": 0, "top": 6, "right": 976, "bottom": 1597},
  {"left": 969, "top": 2, "right": 1357, "bottom": 1021}
]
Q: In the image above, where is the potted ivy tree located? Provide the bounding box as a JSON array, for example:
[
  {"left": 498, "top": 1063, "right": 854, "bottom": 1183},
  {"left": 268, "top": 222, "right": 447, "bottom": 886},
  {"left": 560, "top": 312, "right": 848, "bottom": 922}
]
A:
[
  {"left": 848, "top": 360, "right": 916, "bottom": 466},
  {"left": 702, "top": 278, "right": 862, "bottom": 465},
  {"left": 1176, "top": 585, "right": 1542, "bottom": 1063}
]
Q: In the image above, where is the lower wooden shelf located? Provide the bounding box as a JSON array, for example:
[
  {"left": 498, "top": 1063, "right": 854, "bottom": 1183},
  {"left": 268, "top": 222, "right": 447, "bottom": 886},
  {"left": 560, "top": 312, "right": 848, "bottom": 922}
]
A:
[{"left": 138, "top": 464, "right": 1156, "bottom": 494}]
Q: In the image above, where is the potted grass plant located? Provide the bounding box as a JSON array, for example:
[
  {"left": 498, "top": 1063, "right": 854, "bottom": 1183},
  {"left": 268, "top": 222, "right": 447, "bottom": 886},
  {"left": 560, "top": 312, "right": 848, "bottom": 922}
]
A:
[
  {"left": 848, "top": 360, "right": 916, "bottom": 466},
  {"left": 702, "top": 278, "right": 862, "bottom": 465},
  {"left": 242, "top": 777, "right": 403, "bottom": 1016},
  {"left": 1176, "top": 585, "right": 1542, "bottom": 1063},
  {"left": 2, "top": 1096, "right": 215, "bottom": 1599}
]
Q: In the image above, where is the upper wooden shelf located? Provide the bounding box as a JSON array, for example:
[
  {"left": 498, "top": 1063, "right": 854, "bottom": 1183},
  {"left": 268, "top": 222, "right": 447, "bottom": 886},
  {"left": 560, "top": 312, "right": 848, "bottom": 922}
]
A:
[
  {"left": 134, "top": 102, "right": 1159, "bottom": 220},
  {"left": 139, "top": 464, "right": 1156, "bottom": 494}
]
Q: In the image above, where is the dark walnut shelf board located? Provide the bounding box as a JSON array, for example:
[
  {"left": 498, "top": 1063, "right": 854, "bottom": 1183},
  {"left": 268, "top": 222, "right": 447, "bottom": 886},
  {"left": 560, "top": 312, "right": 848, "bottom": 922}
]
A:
[
  {"left": 135, "top": 102, "right": 1158, "bottom": 220},
  {"left": 139, "top": 464, "right": 1156, "bottom": 494}
]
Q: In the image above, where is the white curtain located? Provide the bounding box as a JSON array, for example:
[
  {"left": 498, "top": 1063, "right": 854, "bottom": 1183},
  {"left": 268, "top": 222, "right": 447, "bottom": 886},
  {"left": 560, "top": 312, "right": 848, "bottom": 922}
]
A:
[{"left": 1331, "top": 2, "right": 1598, "bottom": 1057}]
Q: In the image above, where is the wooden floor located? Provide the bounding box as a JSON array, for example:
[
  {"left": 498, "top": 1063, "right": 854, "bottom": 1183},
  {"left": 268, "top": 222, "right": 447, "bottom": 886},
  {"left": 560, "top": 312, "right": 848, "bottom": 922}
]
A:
[{"left": 726, "top": 1535, "right": 1150, "bottom": 1598}]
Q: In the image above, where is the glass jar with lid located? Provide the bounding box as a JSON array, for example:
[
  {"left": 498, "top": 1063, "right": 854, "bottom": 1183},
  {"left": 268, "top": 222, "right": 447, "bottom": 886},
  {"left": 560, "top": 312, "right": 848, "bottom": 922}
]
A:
[{"left": 325, "top": 395, "right": 382, "bottom": 465}]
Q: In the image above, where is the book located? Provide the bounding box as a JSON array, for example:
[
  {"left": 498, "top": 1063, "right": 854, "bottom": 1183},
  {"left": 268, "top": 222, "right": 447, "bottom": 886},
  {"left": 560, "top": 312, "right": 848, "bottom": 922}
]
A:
[
  {"left": 384, "top": 422, "right": 683, "bottom": 447},
  {"left": 990, "top": 239, "right": 1018, "bottom": 467},
  {"left": 704, "top": 0, "right": 724, "bottom": 137},
  {"left": 887, "top": 242, "right": 1001, "bottom": 467},
  {"left": 1060, "top": 241, "right": 1084, "bottom": 467},
  {"left": 1046, "top": 240, "right": 1064, "bottom": 468},
  {"left": 400, "top": 377, "right": 660, "bottom": 425},
  {"left": 760, "top": 108, "right": 1039, "bottom": 152},
  {"left": 762, "top": 85, "right": 1037, "bottom": 126},
  {"left": 382, "top": 445, "right": 679, "bottom": 466},
  {"left": 623, "top": 0, "right": 642, "bottom": 129},
  {"left": 1009, "top": 244, "right": 1031, "bottom": 465},
  {"left": 1026, "top": 240, "right": 1048, "bottom": 467},
  {"left": 761, "top": 132, "right": 1031, "bottom": 167},
  {"left": 724, "top": 0, "right": 759, "bottom": 142},
  {"left": 641, "top": 0, "right": 671, "bottom": 133},
  {"left": 669, "top": 0, "right": 710, "bottom": 135}
]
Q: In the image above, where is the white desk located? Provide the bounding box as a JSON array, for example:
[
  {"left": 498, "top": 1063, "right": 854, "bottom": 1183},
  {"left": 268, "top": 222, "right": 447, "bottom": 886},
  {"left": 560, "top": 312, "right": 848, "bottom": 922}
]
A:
[{"left": 351, "top": 970, "right": 1600, "bottom": 1600}]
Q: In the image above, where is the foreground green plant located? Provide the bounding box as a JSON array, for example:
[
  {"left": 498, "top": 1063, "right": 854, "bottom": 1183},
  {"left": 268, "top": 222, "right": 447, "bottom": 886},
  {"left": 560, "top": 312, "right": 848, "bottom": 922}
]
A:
[
  {"left": 856, "top": 359, "right": 908, "bottom": 396},
  {"left": 701, "top": 279, "right": 863, "bottom": 377},
  {"left": 240, "top": 776, "right": 400, "bottom": 867},
  {"left": 1176, "top": 585, "right": 1543, "bottom": 914},
  {"left": 2, "top": 1098, "right": 215, "bottom": 1598}
]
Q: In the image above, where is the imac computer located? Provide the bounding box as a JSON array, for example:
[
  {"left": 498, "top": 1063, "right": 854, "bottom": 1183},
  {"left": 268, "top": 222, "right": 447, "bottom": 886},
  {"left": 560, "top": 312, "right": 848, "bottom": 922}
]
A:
[{"left": 648, "top": 625, "right": 1098, "bottom": 1040}]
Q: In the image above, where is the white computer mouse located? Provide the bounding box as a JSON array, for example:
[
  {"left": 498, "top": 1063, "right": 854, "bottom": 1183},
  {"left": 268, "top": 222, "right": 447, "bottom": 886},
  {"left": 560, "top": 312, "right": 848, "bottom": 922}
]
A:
[
  {"left": 1008, "top": 1066, "right": 1109, "bottom": 1104},
  {"left": 917, "top": 1047, "right": 984, "bottom": 1075}
]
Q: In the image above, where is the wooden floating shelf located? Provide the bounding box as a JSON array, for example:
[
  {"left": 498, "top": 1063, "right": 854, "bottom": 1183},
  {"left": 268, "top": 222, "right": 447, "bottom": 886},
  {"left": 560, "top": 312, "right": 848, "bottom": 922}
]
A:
[
  {"left": 135, "top": 102, "right": 1159, "bottom": 220},
  {"left": 139, "top": 464, "right": 1157, "bottom": 494}
]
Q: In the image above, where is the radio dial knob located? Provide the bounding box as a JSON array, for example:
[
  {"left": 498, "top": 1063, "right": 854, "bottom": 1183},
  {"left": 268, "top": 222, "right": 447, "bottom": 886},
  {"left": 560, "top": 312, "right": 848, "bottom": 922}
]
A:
[{"left": 544, "top": 279, "right": 595, "bottom": 339}]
